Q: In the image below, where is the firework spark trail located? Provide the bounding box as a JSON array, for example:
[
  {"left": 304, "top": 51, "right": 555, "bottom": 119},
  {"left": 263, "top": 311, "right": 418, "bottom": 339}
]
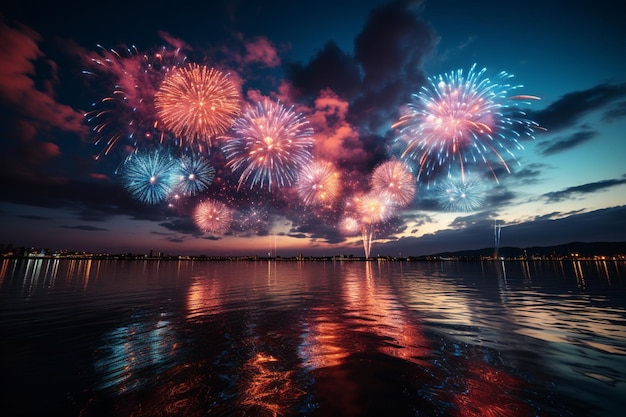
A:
[
  {"left": 223, "top": 98, "right": 315, "bottom": 191},
  {"left": 369, "top": 159, "right": 416, "bottom": 208},
  {"left": 350, "top": 192, "right": 397, "bottom": 259},
  {"left": 83, "top": 45, "right": 187, "bottom": 158},
  {"left": 155, "top": 64, "right": 241, "bottom": 151},
  {"left": 436, "top": 174, "right": 485, "bottom": 212},
  {"left": 296, "top": 160, "right": 341, "bottom": 206},
  {"left": 119, "top": 149, "right": 178, "bottom": 205},
  {"left": 193, "top": 199, "right": 234, "bottom": 235},
  {"left": 393, "top": 63, "right": 540, "bottom": 183},
  {"left": 173, "top": 153, "right": 216, "bottom": 196}
]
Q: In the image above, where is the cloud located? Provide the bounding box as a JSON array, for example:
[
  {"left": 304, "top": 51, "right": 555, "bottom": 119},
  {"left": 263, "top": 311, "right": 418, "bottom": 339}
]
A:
[
  {"left": 287, "top": 41, "right": 363, "bottom": 100},
  {"left": 158, "top": 218, "right": 201, "bottom": 235},
  {"left": 351, "top": 0, "right": 438, "bottom": 131},
  {"left": 542, "top": 176, "right": 626, "bottom": 203},
  {"left": 0, "top": 19, "right": 88, "bottom": 184},
  {"left": 242, "top": 36, "right": 280, "bottom": 67},
  {"left": 602, "top": 100, "right": 626, "bottom": 122},
  {"left": 510, "top": 163, "right": 548, "bottom": 186},
  {"left": 532, "top": 82, "right": 626, "bottom": 132},
  {"left": 378, "top": 205, "right": 626, "bottom": 256},
  {"left": 286, "top": 0, "right": 438, "bottom": 133},
  {"left": 308, "top": 89, "right": 368, "bottom": 167},
  {"left": 61, "top": 225, "right": 108, "bottom": 231},
  {"left": 0, "top": 20, "right": 86, "bottom": 140},
  {"left": 18, "top": 214, "right": 49, "bottom": 220},
  {"left": 536, "top": 129, "right": 597, "bottom": 156}
]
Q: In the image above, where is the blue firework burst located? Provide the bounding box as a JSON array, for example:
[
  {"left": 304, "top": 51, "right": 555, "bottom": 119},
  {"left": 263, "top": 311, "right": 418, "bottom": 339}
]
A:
[
  {"left": 119, "top": 149, "right": 178, "bottom": 204},
  {"left": 173, "top": 153, "right": 216, "bottom": 196},
  {"left": 436, "top": 175, "right": 485, "bottom": 212}
]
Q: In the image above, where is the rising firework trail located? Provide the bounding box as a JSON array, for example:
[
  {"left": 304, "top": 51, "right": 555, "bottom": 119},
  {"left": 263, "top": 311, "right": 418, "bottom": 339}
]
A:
[
  {"left": 155, "top": 64, "right": 241, "bottom": 151},
  {"left": 393, "top": 63, "right": 541, "bottom": 183},
  {"left": 119, "top": 149, "right": 178, "bottom": 205},
  {"left": 355, "top": 192, "right": 396, "bottom": 259},
  {"left": 494, "top": 220, "right": 502, "bottom": 259},
  {"left": 223, "top": 98, "right": 314, "bottom": 191}
]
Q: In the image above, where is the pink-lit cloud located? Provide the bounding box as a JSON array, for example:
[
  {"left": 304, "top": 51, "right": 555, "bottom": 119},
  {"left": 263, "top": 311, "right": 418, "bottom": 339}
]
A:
[
  {"left": 243, "top": 36, "right": 280, "bottom": 67},
  {"left": 308, "top": 89, "right": 368, "bottom": 167},
  {"left": 0, "top": 21, "right": 86, "bottom": 143},
  {"left": 157, "top": 30, "right": 189, "bottom": 51}
]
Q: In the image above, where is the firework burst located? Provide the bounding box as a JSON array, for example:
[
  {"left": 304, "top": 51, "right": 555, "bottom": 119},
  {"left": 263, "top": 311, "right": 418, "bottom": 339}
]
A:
[
  {"left": 393, "top": 63, "right": 540, "bottom": 183},
  {"left": 436, "top": 174, "right": 485, "bottom": 212},
  {"left": 193, "top": 199, "right": 233, "bottom": 235},
  {"left": 231, "top": 205, "right": 271, "bottom": 236},
  {"left": 173, "top": 153, "right": 215, "bottom": 196},
  {"left": 83, "top": 45, "right": 187, "bottom": 158},
  {"left": 339, "top": 216, "right": 360, "bottom": 236},
  {"left": 155, "top": 64, "right": 241, "bottom": 151},
  {"left": 356, "top": 192, "right": 395, "bottom": 225},
  {"left": 296, "top": 160, "right": 341, "bottom": 206},
  {"left": 369, "top": 159, "right": 416, "bottom": 208},
  {"left": 223, "top": 98, "right": 315, "bottom": 191},
  {"left": 119, "top": 149, "right": 178, "bottom": 205}
]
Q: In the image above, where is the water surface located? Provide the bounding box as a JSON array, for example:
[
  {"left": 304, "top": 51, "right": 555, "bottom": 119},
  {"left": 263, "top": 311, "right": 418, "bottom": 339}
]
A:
[{"left": 1, "top": 258, "right": 625, "bottom": 416}]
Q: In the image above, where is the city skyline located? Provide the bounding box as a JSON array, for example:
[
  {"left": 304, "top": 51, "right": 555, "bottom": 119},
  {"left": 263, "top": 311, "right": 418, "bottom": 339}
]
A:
[{"left": 1, "top": 0, "right": 625, "bottom": 257}]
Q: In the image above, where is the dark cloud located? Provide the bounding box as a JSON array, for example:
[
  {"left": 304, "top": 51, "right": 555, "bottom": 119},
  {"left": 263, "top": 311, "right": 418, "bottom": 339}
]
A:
[
  {"left": 542, "top": 176, "right": 626, "bottom": 203},
  {"left": 511, "top": 163, "right": 548, "bottom": 185},
  {"left": 18, "top": 214, "right": 49, "bottom": 220},
  {"left": 61, "top": 225, "right": 108, "bottom": 231},
  {"left": 287, "top": 0, "right": 438, "bottom": 133},
  {"left": 531, "top": 82, "right": 626, "bottom": 132},
  {"left": 536, "top": 129, "right": 597, "bottom": 156},
  {"left": 287, "top": 41, "right": 362, "bottom": 100},
  {"left": 158, "top": 218, "right": 201, "bottom": 236},
  {"left": 378, "top": 205, "right": 626, "bottom": 256},
  {"left": 351, "top": 0, "right": 437, "bottom": 131},
  {"left": 484, "top": 186, "right": 516, "bottom": 207},
  {"left": 602, "top": 100, "right": 626, "bottom": 122}
]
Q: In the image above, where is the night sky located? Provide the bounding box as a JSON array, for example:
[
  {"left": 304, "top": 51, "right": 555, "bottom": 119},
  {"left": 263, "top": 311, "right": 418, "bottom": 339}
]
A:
[{"left": 1, "top": 0, "right": 625, "bottom": 257}]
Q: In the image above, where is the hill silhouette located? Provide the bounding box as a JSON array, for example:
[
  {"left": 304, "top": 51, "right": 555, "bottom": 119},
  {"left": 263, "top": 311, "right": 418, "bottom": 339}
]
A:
[{"left": 429, "top": 241, "right": 626, "bottom": 259}]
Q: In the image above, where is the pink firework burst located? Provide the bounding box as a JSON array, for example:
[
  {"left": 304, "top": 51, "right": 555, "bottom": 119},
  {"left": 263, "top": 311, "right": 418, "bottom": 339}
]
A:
[
  {"left": 369, "top": 159, "right": 416, "bottom": 208},
  {"left": 339, "top": 216, "right": 360, "bottom": 236},
  {"left": 296, "top": 160, "right": 341, "bottom": 206},
  {"left": 193, "top": 199, "right": 233, "bottom": 235},
  {"left": 393, "top": 63, "right": 540, "bottom": 182},
  {"left": 222, "top": 98, "right": 315, "bottom": 191},
  {"left": 155, "top": 64, "right": 241, "bottom": 151},
  {"left": 356, "top": 192, "right": 395, "bottom": 225}
]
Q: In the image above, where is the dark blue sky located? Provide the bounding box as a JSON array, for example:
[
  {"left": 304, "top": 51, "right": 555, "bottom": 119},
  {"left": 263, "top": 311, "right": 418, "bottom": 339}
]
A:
[{"left": 1, "top": 0, "right": 625, "bottom": 256}]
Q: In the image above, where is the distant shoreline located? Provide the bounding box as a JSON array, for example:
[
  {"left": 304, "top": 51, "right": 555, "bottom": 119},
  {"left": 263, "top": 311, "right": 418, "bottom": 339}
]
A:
[{"left": 3, "top": 254, "right": 624, "bottom": 262}]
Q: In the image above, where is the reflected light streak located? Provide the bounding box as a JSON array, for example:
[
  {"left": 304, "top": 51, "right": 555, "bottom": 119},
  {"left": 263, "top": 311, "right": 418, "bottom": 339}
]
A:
[
  {"left": 186, "top": 276, "right": 223, "bottom": 320},
  {"left": 452, "top": 360, "right": 534, "bottom": 417},
  {"left": 299, "top": 308, "right": 352, "bottom": 370},
  {"left": 93, "top": 316, "right": 179, "bottom": 394},
  {"left": 343, "top": 262, "right": 431, "bottom": 364},
  {"left": 239, "top": 352, "right": 305, "bottom": 416}
]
